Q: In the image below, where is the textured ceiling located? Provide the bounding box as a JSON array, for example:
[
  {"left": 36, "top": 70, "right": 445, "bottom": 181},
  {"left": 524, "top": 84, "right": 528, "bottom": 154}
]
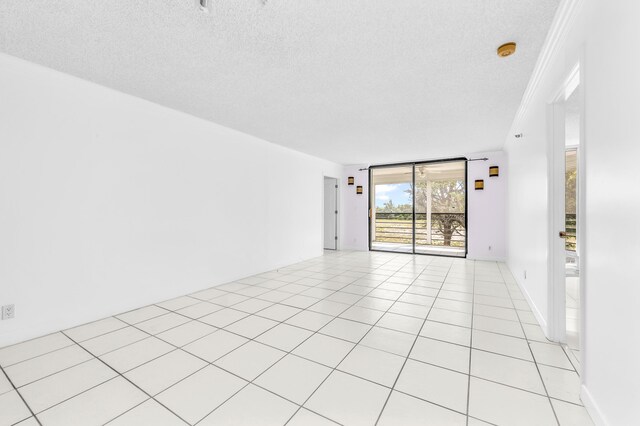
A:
[{"left": 0, "top": 0, "right": 559, "bottom": 164}]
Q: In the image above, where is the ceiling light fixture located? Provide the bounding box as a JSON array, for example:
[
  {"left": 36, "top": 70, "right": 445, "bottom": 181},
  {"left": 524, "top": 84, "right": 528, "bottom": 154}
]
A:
[
  {"left": 198, "top": 0, "right": 210, "bottom": 13},
  {"left": 497, "top": 42, "right": 517, "bottom": 57}
]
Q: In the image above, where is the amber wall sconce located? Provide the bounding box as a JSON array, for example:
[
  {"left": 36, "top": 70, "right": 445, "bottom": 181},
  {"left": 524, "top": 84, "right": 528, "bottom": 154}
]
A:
[
  {"left": 356, "top": 186, "right": 363, "bottom": 194},
  {"left": 489, "top": 166, "right": 499, "bottom": 177},
  {"left": 475, "top": 180, "right": 484, "bottom": 190},
  {"left": 348, "top": 177, "right": 354, "bottom": 185}
]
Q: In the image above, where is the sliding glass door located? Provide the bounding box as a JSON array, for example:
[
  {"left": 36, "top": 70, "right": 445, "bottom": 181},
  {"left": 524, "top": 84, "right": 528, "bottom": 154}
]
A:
[
  {"left": 369, "top": 159, "right": 467, "bottom": 257},
  {"left": 370, "top": 165, "right": 414, "bottom": 253},
  {"left": 414, "top": 161, "right": 466, "bottom": 256}
]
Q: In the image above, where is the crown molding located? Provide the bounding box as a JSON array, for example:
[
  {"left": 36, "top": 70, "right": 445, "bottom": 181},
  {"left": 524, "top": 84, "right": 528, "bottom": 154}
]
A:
[{"left": 510, "top": 0, "right": 585, "bottom": 129}]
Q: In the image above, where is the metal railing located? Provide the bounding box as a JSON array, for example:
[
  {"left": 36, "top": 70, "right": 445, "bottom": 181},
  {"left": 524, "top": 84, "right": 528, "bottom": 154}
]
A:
[
  {"left": 566, "top": 213, "right": 577, "bottom": 251},
  {"left": 373, "top": 212, "right": 466, "bottom": 247}
]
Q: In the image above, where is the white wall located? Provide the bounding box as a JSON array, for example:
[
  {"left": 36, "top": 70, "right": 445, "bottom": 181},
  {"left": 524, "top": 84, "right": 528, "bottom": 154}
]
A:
[
  {"left": 467, "top": 151, "right": 507, "bottom": 261},
  {"left": 341, "top": 165, "right": 370, "bottom": 251},
  {"left": 0, "top": 53, "right": 342, "bottom": 347},
  {"left": 504, "top": 1, "right": 640, "bottom": 424},
  {"left": 341, "top": 153, "right": 507, "bottom": 260}
]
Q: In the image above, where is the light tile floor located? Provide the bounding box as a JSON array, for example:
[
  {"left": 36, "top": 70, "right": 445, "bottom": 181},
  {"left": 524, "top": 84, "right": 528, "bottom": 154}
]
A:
[
  {"left": 0, "top": 251, "right": 594, "bottom": 426},
  {"left": 565, "top": 276, "right": 581, "bottom": 369}
]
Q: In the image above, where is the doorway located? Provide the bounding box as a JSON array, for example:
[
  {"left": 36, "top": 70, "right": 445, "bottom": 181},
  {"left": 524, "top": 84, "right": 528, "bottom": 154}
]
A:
[
  {"left": 323, "top": 177, "right": 338, "bottom": 250},
  {"left": 550, "top": 64, "right": 584, "bottom": 368},
  {"left": 369, "top": 159, "right": 467, "bottom": 257}
]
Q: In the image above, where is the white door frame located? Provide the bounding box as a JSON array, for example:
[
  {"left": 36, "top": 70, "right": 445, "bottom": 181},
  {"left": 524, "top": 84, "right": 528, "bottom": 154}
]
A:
[
  {"left": 323, "top": 176, "right": 339, "bottom": 250},
  {"left": 547, "top": 61, "right": 586, "bottom": 351}
]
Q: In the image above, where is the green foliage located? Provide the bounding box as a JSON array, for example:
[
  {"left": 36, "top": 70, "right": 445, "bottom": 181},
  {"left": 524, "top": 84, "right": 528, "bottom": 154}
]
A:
[
  {"left": 411, "top": 179, "right": 465, "bottom": 213},
  {"left": 376, "top": 199, "right": 413, "bottom": 213},
  {"left": 565, "top": 169, "right": 577, "bottom": 214}
]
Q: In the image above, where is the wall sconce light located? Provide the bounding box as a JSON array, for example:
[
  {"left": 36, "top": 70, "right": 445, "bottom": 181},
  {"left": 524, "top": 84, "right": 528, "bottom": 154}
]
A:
[
  {"left": 356, "top": 186, "right": 363, "bottom": 194},
  {"left": 348, "top": 177, "right": 354, "bottom": 185},
  {"left": 475, "top": 180, "right": 484, "bottom": 190},
  {"left": 489, "top": 166, "right": 499, "bottom": 177}
]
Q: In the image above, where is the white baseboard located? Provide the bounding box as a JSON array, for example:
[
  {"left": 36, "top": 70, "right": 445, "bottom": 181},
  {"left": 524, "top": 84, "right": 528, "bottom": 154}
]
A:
[
  {"left": 467, "top": 256, "right": 507, "bottom": 262},
  {"left": 581, "top": 385, "right": 608, "bottom": 426},
  {"left": 506, "top": 263, "right": 550, "bottom": 339}
]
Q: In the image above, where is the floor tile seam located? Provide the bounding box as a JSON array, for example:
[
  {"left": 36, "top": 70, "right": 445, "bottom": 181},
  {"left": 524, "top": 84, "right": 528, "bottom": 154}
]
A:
[
  {"left": 146, "top": 275, "right": 383, "bottom": 370},
  {"left": 560, "top": 344, "right": 582, "bottom": 375},
  {"left": 497, "top": 266, "right": 561, "bottom": 426},
  {"left": 198, "top": 351, "right": 403, "bottom": 426},
  {"left": 58, "top": 331, "right": 193, "bottom": 426},
  {"left": 155, "top": 296, "right": 204, "bottom": 311},
  {"left": 114, "top": 307, "right": 175, "bottom": 327},
  {"left": 189, "top": 287, "right": 387, "bottom": 426},
  {"left": 63, "top": 321, "right": 131, "bottom": 346},
  {"left": 77, "top": 319, "right": 239, "bottom": 406},
  {"left": 146, "top": 289, "right": 359, "bottom": 364},
  {"left": 0, "top": 338, "right": 76, "bottom": 365},
  {"left": 374, "top": 259, "right": 454, "bottom": 426},
  {"left": 0, "top": 338, "right": 94, "bottom": 373},
  {"left": 89, "top": 313, "right": 219, "bottom": 361},
  {"left": 31, "top": 373, "right": 122, "bottom": 419},
  {"left": 329, "top": 352, "right": 557, "bottom": 402},
  {"left": 432, "top": 305, "right": 525, "bottom": 322},
  {"left": 548, "top": 395, "right": 585, "bottom": 408},
  {"left": 0, "top": 364, "right": 42, "bottom": 425},
  {"left": 464, "top": 261, "right": 478, "bottom": 426},
  {"left": 281, "top": 255, "right": 427, "bottom": 425},
  {"left": 467, "top": 415, "right": 499, "bottom": 426},
  {"left": 8, "top": 356, "right": 101, "bottom": 390},
  {"left": 45, "top": 260, "right": 444, "bottom": 396},
  {"left": 102, "top": 397, "right": 167, "bottom": 425}
]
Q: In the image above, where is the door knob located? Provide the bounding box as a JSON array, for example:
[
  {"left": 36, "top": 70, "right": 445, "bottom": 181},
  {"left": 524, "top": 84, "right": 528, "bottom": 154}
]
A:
[{"left": 559, "top": 231, "right": 567, "bottom": 238}]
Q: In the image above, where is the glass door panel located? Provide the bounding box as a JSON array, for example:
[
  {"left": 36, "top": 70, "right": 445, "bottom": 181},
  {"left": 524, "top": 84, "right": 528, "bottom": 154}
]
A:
[
  {"left": 414, "top": 161, "right": 466, "bottom": 257},
  {"left": 565, "top": 149, "right": 578, "bottom": 253},
  {"left": 370, "top": 165, "right": 414, "bottom": 253}
]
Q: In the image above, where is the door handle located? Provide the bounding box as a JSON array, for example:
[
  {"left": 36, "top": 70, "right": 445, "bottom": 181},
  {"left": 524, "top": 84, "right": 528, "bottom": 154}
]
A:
[{"left": 559, "top": 231, "right": 567, "bottom": 238}]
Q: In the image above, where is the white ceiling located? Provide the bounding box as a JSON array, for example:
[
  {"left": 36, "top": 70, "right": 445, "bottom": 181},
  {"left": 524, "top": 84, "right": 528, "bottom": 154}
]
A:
[{"left": 0, "top": 0, "right": 559, "bottom": 165}]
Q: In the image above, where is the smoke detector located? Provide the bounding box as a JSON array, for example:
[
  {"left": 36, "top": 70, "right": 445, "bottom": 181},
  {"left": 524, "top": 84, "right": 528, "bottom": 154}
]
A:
[
  {"left": 198, "top": 0, "right": 210, "bottom": 13},
  {"left": 497, "top": 42, "right": 517, "bottom": 57}
]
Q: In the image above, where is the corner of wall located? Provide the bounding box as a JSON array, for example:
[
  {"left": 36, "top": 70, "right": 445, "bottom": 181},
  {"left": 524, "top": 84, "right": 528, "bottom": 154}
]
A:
[
  {"left": 506, "top": 260, "right": 551, "bottom": 339},
  {"left": 581, "top": 385, "right": 609, "bottom": 426}
]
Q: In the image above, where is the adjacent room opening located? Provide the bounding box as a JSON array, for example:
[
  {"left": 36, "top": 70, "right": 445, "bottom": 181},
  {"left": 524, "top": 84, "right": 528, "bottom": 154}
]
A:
[
  {"left": 550, "top": 63, "right": 583, "bottom": 370},
  {"left": 369, "top": 159, "right": 467, "bottom": 257},
  {"left": 564, "top": 81, "right": 582, "bottom": 365}
]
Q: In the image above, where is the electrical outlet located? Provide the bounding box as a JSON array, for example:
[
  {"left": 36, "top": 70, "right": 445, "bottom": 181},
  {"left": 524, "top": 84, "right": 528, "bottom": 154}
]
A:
[{"left": 2, "top": 304, "right": 15, "bottom": 320}]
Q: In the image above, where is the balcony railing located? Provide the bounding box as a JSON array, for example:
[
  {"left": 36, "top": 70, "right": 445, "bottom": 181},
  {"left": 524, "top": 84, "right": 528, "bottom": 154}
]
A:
[
  {"left": 373, "top": 213, "right": 575, "bottom": 250},
  {"left": 373, "top": 212, "right": 465, "bottom": 247},
  {"left": 566, "top": 213, "right": 577, "bottom": 251}
]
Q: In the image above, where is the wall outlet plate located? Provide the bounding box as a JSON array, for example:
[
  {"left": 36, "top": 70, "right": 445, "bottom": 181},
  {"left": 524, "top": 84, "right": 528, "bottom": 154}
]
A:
[{"left": 1, "top": 304, "right": 15, "bottom": 320}]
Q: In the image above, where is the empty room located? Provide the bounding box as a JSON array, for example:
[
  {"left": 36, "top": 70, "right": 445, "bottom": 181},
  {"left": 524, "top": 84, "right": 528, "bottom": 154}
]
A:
[{"left": 0, "top": 1, "right": 638, "bottom": 425}]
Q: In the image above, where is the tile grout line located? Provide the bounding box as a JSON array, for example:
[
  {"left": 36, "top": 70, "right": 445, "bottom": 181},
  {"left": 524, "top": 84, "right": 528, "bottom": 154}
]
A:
[
  {"left": 282, "top": 255, "right": 436, "bottom": 425},
  {"left": 498, "top": 264, "right": 562, "bottom": 426},
  {"left": 1, "top": 253, "right": 582, "bottom": 426},
  {"left": 373, "top": 258, "right": 458, "bottom": 425},
  {"left": 184, "top": 256, "right": 414, "bottom": 425},
  {"left": 57, "top": 331, "right": 195, "bottom": 426},
  {"left": 20, "top": 264, "right": 360, "bottom": 420},
  {"left": 0, "top": 363, "right": 43, "bottom": 426},
  {"left": 464, "top": 260, "right": 477, "bottom": 426},
  {"left": 4, "top": 286, "right": 554, "bottom": 391},
  {"left": 227, "top": 257, "right": 416, "bottom": 424},
  {"left": 104, "top": 255, "right": 404, "bottom": 425}
]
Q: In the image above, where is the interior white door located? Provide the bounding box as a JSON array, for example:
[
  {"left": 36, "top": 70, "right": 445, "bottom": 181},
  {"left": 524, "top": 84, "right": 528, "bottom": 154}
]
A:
[{"left": 323, "top": 177, "right": 337, "bottom": 250}]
